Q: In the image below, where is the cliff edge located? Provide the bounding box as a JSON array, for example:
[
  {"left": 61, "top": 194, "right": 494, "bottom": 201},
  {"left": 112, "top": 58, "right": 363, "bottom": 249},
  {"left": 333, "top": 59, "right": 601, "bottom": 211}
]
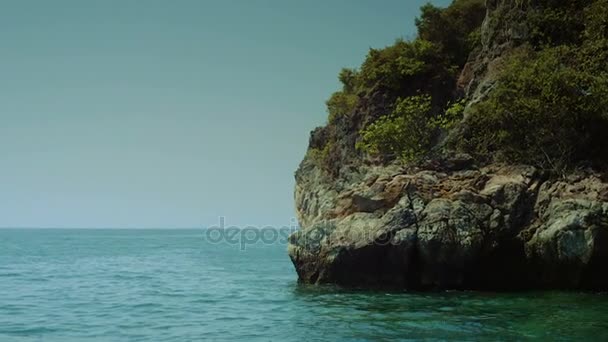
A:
[{"left": 289, "top": 0, "right": 608, "bottom": 290}]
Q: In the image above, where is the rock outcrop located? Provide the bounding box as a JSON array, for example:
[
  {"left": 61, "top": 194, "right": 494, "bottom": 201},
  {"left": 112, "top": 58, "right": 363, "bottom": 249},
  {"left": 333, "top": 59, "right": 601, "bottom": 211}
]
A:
[
  {"left": 464, "top": 0, "right": 531, "bottom": 105},
  {"left": 290, "top": 155, "right": 608, "bottom": 290},
  {"left": 288, "top": 0, "right": 608, "bottom": 290}
]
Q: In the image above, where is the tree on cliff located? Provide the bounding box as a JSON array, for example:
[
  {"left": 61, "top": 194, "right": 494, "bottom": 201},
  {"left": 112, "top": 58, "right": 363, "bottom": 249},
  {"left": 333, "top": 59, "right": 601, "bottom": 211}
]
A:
[{"left": 309, "top": 0, "right": 608, "bottom": 176}]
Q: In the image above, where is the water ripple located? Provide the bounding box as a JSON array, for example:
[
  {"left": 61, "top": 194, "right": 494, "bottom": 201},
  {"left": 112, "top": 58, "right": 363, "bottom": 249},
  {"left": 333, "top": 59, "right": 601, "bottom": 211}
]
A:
[{"left": 1, "top": 229, "right": 608, "bottom": 341}]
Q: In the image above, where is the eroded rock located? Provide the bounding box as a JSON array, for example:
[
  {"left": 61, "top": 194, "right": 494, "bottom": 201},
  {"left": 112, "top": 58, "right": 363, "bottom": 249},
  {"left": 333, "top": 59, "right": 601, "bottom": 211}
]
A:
[{"left": 289, "top": 162, "right": 608, "bottom": 290}]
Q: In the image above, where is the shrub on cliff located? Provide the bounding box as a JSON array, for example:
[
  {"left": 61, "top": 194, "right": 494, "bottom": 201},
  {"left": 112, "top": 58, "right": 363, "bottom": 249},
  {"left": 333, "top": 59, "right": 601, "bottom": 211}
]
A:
[
  {"left": 312, "top": 0, "right": 487, "bottom": 172},
  {"left": 433, "top": 99, "right": 466, "bottom": 131},
  {"left": 416, "top": 0, "right": 485, "bottom": 66},
  {"left": 356, "top": 95, "right": 434, "bottom": 163},
  {"left": 358, "top": 39, "right": 453, "bottom": 98},
  {"left": 525, "top": 0, "right": 590, "bottom": 47},
  {"left": 325, "top": 69, "right": 360, "bottom": 124},
  {"left": 461, "top": 46, "right": 608, "bottom": 171},
  {"left": 311, "top": 0, "right": 608, "bottom": 176},
  {"left": 307, "top": 142, "right": 332, "bottom": 169},
  {"left": 579, "top": 0, "right": 608, "bottom": 74},
  {"left": 326, "top": 91, "right": 358, "bottom": 124},
  {"left": 325, "top": 0, "right": 485, "bottom": 125}
]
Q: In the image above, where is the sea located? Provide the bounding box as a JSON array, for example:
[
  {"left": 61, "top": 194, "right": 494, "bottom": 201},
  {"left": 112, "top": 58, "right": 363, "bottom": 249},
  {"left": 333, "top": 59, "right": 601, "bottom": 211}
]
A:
[{"left": 1, "top": 228, "right": 608, "bottom": 341}]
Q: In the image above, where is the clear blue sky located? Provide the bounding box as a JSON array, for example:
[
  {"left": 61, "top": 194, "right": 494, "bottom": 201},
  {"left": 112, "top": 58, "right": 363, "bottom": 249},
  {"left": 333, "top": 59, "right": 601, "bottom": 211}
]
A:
[{"left": 0, "top": 0, "right": 450, "bottom": 228}]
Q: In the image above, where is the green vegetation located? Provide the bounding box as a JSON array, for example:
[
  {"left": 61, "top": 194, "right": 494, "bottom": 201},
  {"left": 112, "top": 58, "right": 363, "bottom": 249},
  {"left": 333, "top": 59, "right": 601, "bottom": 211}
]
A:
[
  {"left": 356, "top": 95, "right": 466, "bottom": 163},
  {"left": 325, "top": 68, "right": 360, "bottom": 124},
  {"left": 416, "top": 0, "right": 485, "bottom": 66},
  {"left": 433, "top": 99, "right": 466, "bottom": 131},
  {"left": 324, "top": 0, "right": 485, "bottom": 126},
  {"left": 460, "top": 0, "right": 608, "bottom": 171},
  {"left": 357, "top": 95, "right": 434, "bottom": 163},
  {"left": 307, "top": 142, "right": 332, "bottom": 170},
  {"left": 326, "top": 91, "right": 358, "bottom": 124},
  {"left": 525, "top": 0, "right": 589, "bottom": 47},
  {"left": 357, "top": 38, "right": 451, "bottom": 99},
  {"left": 580, "top": 0, "right": 608, "bottom": 74},
  {"left": 348, "top": 0, "right": 483, "bottom": 164},
  {"left": 462, "top": 47, "right": 608, "bottom": 171},
  {"left": 313, "top": 0, "right": 484, "bottom": 170},
  {"left": 312, "top": 0, "right": 608, "bottom": 175}
]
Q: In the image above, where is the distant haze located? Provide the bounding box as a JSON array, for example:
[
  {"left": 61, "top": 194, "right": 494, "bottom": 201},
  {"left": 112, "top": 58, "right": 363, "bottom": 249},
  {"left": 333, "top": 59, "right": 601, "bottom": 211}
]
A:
[{"left": 0, "top": 0, "right": 450, "bottom": 228}]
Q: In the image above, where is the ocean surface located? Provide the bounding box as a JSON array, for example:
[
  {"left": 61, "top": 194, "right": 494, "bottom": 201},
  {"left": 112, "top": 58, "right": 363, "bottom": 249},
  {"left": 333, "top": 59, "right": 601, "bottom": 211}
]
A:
[{"left": 1, "top": 229, "right": 608, "bottom": 341}]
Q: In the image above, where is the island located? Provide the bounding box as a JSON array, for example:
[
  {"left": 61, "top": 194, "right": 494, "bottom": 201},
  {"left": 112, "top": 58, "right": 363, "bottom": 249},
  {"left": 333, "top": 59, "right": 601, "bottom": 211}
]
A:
[{"left": 288, "top": 0, "right": 608, "bottom": 291}]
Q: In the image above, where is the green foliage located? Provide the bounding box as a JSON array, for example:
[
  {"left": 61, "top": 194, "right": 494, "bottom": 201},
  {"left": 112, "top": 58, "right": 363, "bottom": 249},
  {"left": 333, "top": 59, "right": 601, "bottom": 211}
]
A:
[
  {"left": 322, "top": 0, "right": 487, "bottom": 165},
  {"left": 433, "top": 99, "right": 466, "bottom": 130},
  {"left": 458, "top": 0, "right": 608, "bottom": 171},
  {"left": 579, "top": 0, "right": 608, "bottom": 74},
  {"left": 462, "top": 46, "right": 608, "bottom": 171},
  {"left": 326, "top": 91, "right": 358, "bottom": 123},
  {"left": 348, "top": 0, "right": 485, "bottom": 114},
  {"left": 307, "top": 141, "right": 332, "bottom": 169},
  {"left": 583, "top": 0, "right": 608, "bottom": 42},
  {"left": 416, "top": 0, "right": 486, "bottom": 66},
  {"left": 314, "top": 0, "right": 608, "bottom": 174},
  {"left": 357, "top": 95, "right": 434, "bottom": 163},
  {"left": 525, "top": 0, "right": 591, "bottom": 47},
  {"left": 358, "top": 38, "right": 451, "bottom": 96},
  {"left": 325, "top": 68, "right": 360, "bottom": 123},
  {"left": 321, "top": 0, "right": 486, "bottom": 151},
  {"left": 338, "top": 68, "right": 358, "bottom": 93}
]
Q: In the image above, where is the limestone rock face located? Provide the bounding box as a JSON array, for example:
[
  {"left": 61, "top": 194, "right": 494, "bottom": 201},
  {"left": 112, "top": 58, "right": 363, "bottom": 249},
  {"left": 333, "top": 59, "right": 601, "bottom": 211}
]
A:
[
  {"left": 289, "top": 155, "right": 608, "bottom": 290},
  {"left": 525, "top": 176, "right": 608, "bottom": 288}
]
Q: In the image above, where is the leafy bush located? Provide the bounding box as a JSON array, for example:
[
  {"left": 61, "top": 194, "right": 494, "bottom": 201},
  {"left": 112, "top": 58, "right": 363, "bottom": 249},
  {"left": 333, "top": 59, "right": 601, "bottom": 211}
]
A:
[
  {"left": 416, "top": 0, "right": 486, "bottom": 66},
  {"left": 314, "top": 0, "right": 608, "bottom": 175},
  {"left": 357, "top": 39, "right": 451, "bottom": 98},
  {"left": 357, "top": 95, "right": 434, "bottom": 163},
  {"left": 457, "top": 0, "right": 608, "bottom": 171},
  {"left": 351, "top": 0, "right": 486, "bottom": 164},
  {"left": 461, "top": 46, "right": 608, "bottom": 171},
  {"left": 322, "top": 0, "right": 486, "bottom": 135},
  {"left": 325, "top": 36, "right": 457, "bottom": 123},
  {"left": 579, "top": 0, "right": 608, "bottom": 74},
  {"left": 307, "top": 141, "right": 332, "bottom": 169},
  {"left": 525, "top": 2, "right": 587, "bottom": 47},
  {"left": 433, "top": 99, "right": 466, "bottom": 130},
  {"left": 584, "top": 0, "right": 608, "bottom": 41},
  {"left": 325, "top": 68, "right": 360, "bottom": 123},
  {"left": 338, "top": 68, "right": 358, "bottom": 93},
  {"left": 326, "top": 91, "right": 358, "bottom": 123},
  {"left": 311, "top": 0, "right": 489, "bottom": 172}
]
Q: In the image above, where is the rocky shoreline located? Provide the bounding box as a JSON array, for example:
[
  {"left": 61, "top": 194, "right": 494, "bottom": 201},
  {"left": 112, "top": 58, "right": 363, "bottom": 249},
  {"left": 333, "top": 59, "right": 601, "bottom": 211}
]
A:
[{"left": 289, "top": 155, "right": 608, "bottom": 290}]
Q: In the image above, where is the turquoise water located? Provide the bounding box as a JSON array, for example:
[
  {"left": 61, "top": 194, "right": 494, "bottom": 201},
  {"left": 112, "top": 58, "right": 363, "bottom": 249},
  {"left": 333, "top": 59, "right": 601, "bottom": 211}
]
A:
[{"left": 1, "top": 229, "right": 608, "bottom": 341}]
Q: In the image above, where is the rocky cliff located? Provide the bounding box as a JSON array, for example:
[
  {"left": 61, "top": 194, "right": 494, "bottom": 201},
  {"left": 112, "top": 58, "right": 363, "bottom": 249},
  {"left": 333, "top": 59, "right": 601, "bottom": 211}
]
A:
[{"left": 288, "top": 0, "right": 608, "bottom": 290}]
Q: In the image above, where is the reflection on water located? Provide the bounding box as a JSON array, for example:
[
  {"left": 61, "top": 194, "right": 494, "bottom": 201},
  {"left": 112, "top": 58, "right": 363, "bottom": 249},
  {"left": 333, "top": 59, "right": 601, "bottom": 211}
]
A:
[{"left": 292, "top": 284, "right": 608, "bottom": 340}]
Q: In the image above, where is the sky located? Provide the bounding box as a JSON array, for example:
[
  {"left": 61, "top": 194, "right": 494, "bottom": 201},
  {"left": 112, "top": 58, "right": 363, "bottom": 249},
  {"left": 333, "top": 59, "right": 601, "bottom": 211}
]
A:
[{"left": 0, "top": 0, "right": 451, "bottom": 228}]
